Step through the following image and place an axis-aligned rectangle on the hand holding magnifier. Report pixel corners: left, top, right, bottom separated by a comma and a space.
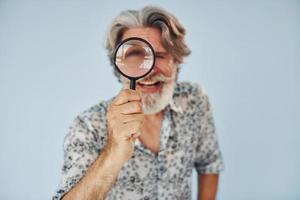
114, 37, 155, 90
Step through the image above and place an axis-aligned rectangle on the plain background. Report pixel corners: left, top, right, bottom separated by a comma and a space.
0, 0, 299, 199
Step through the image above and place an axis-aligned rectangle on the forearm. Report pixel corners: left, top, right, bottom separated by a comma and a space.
62, 145, 125, 200
198, 174, 219, 200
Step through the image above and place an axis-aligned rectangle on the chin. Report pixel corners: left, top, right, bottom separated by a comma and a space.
120, 72, 177, 115
141, 80, 175, 115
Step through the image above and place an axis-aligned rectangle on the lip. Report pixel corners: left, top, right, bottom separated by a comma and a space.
136, 81, 163, 93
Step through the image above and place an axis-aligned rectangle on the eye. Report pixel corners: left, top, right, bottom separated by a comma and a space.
125, 49, 145, 58
156, 55, 165, 59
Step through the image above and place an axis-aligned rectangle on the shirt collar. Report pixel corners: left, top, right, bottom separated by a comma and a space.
167, 82, 184, 114
168, 99, 183, 114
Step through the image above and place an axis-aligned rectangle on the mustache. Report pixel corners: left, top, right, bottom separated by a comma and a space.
137, 74, 173, 83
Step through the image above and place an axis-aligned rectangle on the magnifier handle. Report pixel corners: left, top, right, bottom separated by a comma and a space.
130, 79, 136, 90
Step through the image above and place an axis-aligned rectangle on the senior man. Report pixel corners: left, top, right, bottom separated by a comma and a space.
53, 6, 224, 200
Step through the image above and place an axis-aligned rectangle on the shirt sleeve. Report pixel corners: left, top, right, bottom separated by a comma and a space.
193, 84, 225, 174
52, 116, 101, 200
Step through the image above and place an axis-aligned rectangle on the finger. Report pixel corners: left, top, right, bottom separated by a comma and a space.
117, 101, 143, 114
108, 113, 144, 135
116, 121, 142, 138
132, 132, 142, 138
120, 113, 144, 124
113, 89, 141, 106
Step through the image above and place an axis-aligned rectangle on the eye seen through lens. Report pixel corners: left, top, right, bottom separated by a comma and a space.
114, 38, 155, 79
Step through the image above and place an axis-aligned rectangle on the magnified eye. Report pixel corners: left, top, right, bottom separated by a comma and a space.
126, 49, 144, 58
125, 46, 146, 59
114, 38, 155, 82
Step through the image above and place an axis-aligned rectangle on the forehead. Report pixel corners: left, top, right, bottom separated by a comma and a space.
122, 27, 166, 52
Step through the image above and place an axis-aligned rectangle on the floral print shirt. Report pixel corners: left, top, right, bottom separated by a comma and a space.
53, 82, 224, 200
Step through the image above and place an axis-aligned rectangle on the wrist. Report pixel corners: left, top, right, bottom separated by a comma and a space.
103, 143, 127, 167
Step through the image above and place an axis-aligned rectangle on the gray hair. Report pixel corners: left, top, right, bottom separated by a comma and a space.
105, 6, 191, 80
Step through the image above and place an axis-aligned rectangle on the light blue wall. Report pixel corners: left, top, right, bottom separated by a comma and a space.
0, 1, 299, 199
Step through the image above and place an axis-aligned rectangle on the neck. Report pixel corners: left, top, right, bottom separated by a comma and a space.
144, 111, 164, 122
141, 111, 164, 137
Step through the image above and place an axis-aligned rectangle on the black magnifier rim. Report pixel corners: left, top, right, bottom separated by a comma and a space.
113, 37, 156, 80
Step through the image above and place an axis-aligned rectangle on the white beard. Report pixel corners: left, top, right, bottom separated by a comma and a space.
121, 72, 177, 115
140, 79, 175, 115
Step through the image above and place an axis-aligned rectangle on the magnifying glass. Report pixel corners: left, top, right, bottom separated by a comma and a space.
114, 37, 155, 90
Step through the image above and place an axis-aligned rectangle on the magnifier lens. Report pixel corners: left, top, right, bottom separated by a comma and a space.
115, 39, 154, 78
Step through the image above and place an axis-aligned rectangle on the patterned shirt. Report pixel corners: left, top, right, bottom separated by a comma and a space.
53, 81, 224, 200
